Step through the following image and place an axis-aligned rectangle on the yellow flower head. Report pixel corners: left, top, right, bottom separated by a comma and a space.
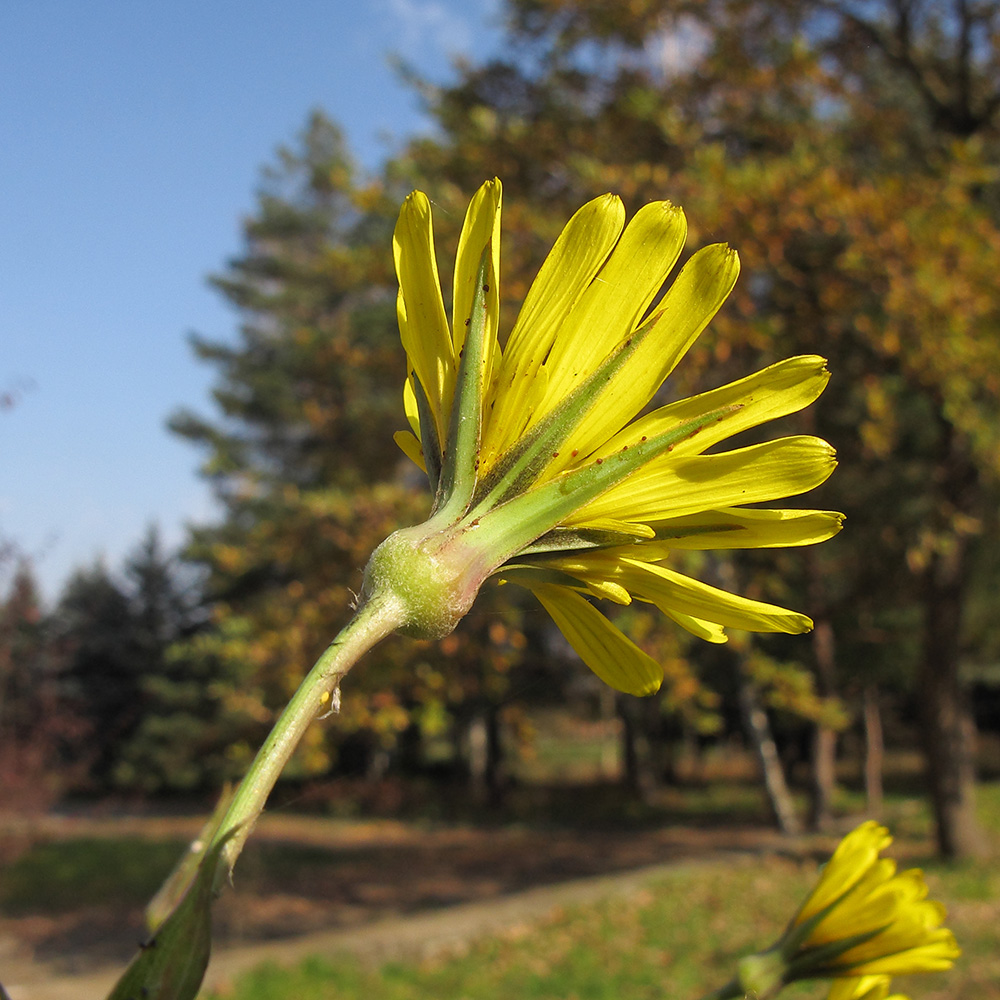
787, 820, 961, 978
364, 178, 842, 694
737, 821, 959, 998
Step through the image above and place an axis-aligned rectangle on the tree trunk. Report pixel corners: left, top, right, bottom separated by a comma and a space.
918, 541, 987, 857
484, 702, 504, 806
654, 711, 681, 786
739, 677, 801, 835
810, 724, 837, 830
466, 711, 488, 799
914, 414, 988, 858
620, 702, 639, 791
599, 684, 617, 779
466, 704, 504, 807
863, 683, 884, 818
617, 695, 654, 798
809, 618, 838, 831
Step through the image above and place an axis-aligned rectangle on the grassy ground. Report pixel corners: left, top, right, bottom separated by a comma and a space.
0, 836, 188, 913
199, 784, 999, 1000
2, 764, 996, 996
206, 848, 999, 1000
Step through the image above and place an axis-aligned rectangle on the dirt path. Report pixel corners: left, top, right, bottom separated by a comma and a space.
0, 812, 809, 1000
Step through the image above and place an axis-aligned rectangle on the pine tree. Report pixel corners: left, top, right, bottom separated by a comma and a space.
52, 560, 143, 788
110, 526, 219, 792
0, 558, 70, 809
171, 111, 403, 492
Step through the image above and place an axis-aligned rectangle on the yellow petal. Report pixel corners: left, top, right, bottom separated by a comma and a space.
570, 516, 656, 538
837, 933, 961, 976
482, 193, 626, 466
837, 920, 953, 967
537, 201, 688, 426
598, 355, 830, 459
530, 583, 662, 695
615, 557, 813, 634
797, 822, 892, 923
402, 377, 420, 437
393, 429, 426, 472
551, 243, 739, 467
662, 608, 729, 643
827, 976, 895, 1000
393, 193, 454, 439
571, 436, 837, 526
812, 867, 911, 944
583, 579, 632, 604
634, 508, 845, 552
453, 179, 502, 377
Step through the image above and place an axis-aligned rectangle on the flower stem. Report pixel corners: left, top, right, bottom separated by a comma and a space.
695, 979, 744, 1000
209, 589, 406, 885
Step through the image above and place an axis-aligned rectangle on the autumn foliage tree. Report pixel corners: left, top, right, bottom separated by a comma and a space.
400, 0, 1000, 854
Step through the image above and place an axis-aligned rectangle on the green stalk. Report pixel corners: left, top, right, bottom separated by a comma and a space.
209, 588, 406, 885
695, 978, 744, 1000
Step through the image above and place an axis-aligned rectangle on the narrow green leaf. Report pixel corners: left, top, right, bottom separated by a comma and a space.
104, 831, 234, 1000
784, 926, 887, 980
411, 374, 443, 500
435, 244, 492, 517
144, 784, 233, 934
518, 525, 655, 555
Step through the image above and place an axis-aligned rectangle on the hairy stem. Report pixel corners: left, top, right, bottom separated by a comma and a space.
209, 589, 406, 885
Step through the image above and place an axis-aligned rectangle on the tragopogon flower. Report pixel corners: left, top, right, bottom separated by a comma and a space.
363, 178, 842, 694
735, 821, 960, 998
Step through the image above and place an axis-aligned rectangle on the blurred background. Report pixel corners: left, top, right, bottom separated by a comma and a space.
2, 1, 999, 995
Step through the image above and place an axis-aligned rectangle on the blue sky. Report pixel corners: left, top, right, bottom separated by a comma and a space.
1, 0, 504, 600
